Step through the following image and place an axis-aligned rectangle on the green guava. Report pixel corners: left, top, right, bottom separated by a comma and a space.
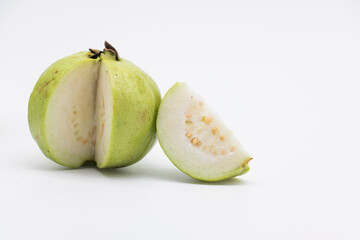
28, 41, 161, 168
156, 82, 252, 182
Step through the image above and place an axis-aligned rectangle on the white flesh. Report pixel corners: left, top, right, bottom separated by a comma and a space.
157, 83, 252, 180
46, 62, 99, 167
94, 63, 113, 167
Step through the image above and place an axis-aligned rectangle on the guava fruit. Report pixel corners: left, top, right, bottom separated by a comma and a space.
156, 82, 252, 182
28, 41, 161, 168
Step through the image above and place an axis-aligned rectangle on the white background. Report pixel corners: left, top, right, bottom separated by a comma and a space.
1, 0, 360, 239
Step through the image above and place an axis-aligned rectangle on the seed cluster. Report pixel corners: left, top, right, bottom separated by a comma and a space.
99, 96, 106, 138
184, 101, 236, 156
72, 105, 96, 146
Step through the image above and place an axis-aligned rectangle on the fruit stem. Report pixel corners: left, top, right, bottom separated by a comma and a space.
89, 48, 103, 59
104, 41, 119, 61
88, 41, 120, 61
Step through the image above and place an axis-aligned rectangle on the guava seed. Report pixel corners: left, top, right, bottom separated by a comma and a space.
191, 137, 201, 146
201, 116, 212, 124
211, 127, 218, 135
185, 133, 192, 138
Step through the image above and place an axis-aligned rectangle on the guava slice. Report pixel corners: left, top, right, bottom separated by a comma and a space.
156, 82, 252, 182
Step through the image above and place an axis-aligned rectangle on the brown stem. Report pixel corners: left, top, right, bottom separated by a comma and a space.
88, 48, 103, 59
104, 41, 119, 61
88, 41, 120, 61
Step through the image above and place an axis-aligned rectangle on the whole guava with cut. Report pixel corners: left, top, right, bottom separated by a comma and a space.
28, 41, 161, 168
156, 82, 252, 182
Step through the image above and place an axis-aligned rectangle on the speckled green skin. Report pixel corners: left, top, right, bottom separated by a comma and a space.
98, 51, 161, 168
28, 52, 97, 167
28, 50, 161, 168
157, 82, 250, 182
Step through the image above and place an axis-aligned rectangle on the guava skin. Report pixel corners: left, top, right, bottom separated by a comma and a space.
28, 49, 161, 168
156, 82, 251, 182
28, 52, 96, 167
162, 148, 250, 182
98, 52, 161, 168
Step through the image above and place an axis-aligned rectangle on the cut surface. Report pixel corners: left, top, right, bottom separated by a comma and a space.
45, 59, 114, 167
94, 63, 113, 167
45, 61, 99, 167
157, 82, 252, 181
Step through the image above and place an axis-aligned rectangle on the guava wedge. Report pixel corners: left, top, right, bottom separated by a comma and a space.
28, 42, 161, 168
156, 82, 252, 182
